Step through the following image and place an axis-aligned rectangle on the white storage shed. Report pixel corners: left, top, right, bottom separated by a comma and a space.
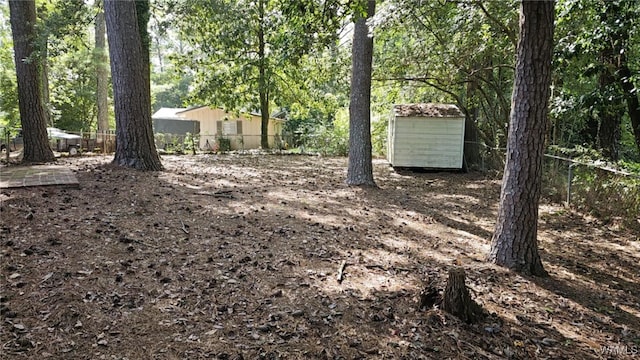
387, 103, 465, 168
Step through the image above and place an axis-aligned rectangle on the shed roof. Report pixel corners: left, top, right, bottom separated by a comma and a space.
393, 103, 463, 118
152, 108, 188, 120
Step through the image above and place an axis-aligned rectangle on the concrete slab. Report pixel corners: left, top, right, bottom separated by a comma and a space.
0, 164, 79, 189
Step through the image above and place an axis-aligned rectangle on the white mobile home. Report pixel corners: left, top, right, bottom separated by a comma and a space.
388, 103, 465, 169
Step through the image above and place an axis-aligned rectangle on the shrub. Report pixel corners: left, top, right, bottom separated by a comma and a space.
303, 109, 349, 156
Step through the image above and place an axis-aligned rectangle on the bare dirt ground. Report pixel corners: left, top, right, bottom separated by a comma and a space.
1, 154, 638, 359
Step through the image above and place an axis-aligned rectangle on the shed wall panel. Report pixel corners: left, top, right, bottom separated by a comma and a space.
388, 115, 465, 168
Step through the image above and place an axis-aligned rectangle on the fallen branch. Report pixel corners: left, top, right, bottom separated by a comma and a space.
365, 264, 388, 271
365, 264, 413, 272
181, 220, 189, 234
337, 260, 347, 283
196, 190, 235, 199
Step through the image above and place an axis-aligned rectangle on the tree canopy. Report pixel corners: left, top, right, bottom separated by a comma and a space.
173, 0, 343, 147
1, 0, 637, 163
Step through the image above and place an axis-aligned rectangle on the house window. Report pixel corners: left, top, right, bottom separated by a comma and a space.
223, 121, 237, 135
217, 120, 243, 135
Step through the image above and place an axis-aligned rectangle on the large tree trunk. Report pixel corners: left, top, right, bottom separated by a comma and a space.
95, 1, 109, 148
104, 0, 162, 170
135, 0, 151, 92
488, 1, 554, 276
9, 0, 55, 164
346, 0, 376, 187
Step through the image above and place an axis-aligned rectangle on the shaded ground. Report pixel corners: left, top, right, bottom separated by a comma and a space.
1, 154, 638, 359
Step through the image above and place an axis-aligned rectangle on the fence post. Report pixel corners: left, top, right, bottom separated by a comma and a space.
566, 163, 574, 207
4, 131, 9, 162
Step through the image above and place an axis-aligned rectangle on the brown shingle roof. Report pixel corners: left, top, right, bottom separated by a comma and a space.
393, 103, 464, 118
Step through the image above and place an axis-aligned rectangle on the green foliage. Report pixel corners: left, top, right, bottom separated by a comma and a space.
174, 0, 344, 125
34, 0, 97, 131
217, 137, 231, 152
135, 0, 150, 57
296, 108, 349, 156
546, 145, 640, 230
154, 132, 198, 154
151, 72, 192, 111
154, 132, 166, 148
0, 65, 19, 128
553, 0, 640, 160
373, 1, 518, 150
0, 4, 18, 127
49, 45, 96, 131
572, 166, 639, 231
371, 115, 387, 157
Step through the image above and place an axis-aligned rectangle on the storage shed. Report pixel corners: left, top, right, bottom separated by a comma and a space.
152, 108, 201, 135
387, 103, 465, 169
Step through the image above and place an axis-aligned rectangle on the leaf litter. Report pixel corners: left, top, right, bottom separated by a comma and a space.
0, 154, 638, 359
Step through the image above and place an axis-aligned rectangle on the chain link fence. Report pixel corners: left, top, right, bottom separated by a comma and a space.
153, 133, 286, 154
467, 141, 639, 232
542, 154, 640, 231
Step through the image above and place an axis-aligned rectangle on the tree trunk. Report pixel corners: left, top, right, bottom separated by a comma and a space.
40, 37, 52, 127
589, 0, 630, 161
488, 1, 554, 276
442, 268, 485, 324
597, 45, 623, 161
618, 65, 640, 154
9, 0, 55, 164
260, 91, 269, 149
258, 0, 269, 149
135, 0, 151, 92
346, 0, 376, 187
463, 72, 482, 170
104, 0, 162, 170
598, 70, 624, 161
95, 1, 109, 148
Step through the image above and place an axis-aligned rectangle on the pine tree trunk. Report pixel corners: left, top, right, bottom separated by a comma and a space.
258, 0, 269, 149
135, 0, 151, 93
95, 2, 109, 147
9, 0, 55, 164
104, 0, 162, 170
489, 1, 554, 276
346, 0, 376, 187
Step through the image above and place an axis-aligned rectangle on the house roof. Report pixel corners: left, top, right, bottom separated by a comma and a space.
393, 103, 464, 118
152, 108, 188, 120
176, 105, 208, 115
177, 106, 286, 121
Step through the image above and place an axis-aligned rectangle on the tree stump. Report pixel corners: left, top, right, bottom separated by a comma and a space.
442, 267, 485, 324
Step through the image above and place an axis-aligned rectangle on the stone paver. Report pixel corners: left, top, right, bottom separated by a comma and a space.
0, 165, 79, 189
